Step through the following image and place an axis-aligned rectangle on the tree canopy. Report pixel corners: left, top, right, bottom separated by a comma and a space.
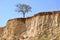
16, 4, 32, 18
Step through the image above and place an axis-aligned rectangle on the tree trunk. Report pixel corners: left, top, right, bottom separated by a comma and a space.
23, 12, 25, 18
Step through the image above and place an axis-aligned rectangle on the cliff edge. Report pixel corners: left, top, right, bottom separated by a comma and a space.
0, 11, 60, 40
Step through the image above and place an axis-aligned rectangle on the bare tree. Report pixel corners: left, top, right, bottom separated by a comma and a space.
16, 4, 31, 18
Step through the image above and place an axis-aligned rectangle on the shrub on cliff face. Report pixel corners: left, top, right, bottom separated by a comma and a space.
38, 35, 52, 40
38, 36, 46, 40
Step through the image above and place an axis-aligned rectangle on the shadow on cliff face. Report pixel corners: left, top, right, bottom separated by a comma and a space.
3, 18, 27, 40
13, 18, 26, 35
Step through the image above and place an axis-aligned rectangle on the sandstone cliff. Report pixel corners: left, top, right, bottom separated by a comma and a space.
0, 11, 60, 40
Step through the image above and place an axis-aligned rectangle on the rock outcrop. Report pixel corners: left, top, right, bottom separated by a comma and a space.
0, 11, 60, 40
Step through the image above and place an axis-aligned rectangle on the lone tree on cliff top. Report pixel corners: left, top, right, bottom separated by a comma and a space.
16, 4, 31, 18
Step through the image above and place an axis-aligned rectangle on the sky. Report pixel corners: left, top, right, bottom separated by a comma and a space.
0, 0, 60, 27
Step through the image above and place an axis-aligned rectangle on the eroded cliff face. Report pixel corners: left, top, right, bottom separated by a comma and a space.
0, 11, 60, 40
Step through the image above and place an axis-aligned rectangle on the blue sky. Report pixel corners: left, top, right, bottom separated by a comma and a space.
0, 0, 60, 27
